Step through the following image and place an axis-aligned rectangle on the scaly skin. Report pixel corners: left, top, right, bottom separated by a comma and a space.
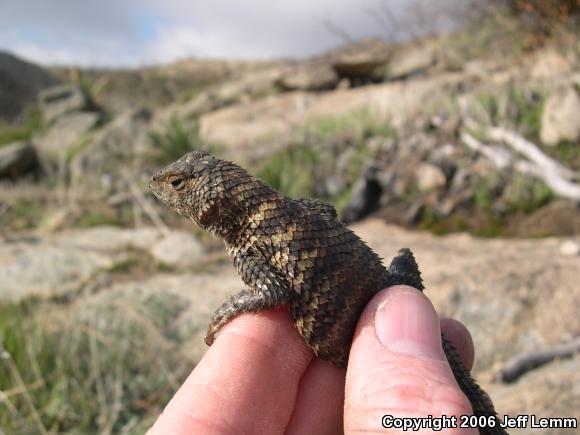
150, 150, 508, 435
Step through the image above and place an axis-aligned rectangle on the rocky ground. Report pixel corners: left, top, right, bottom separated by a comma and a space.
0, 13, 579, 435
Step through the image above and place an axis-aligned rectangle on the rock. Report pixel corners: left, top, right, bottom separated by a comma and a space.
277, 63, 338, 91
38, 84, 96, 123
463, 59, 498, 79
36, 111, 102, 158
324, 146, 357, 196
353, 218, 580, 375
560, 240, 580, 256
0, 51, 57, 122
530, 49, 572, 79
65, 226, 164, 251
322, 38, 391, 83
332, 55, 386, 83
507, 199, 580, 238
489, 356, 580, 433
540, 86, 580, 146
405, 197, 426, 225
200, 73, 463, 149
341, 164, 384, 223
0, 234, 114, 301
415, 163, 446, 191
0, 227, 171, 302
70, 108, 153, 193
384, 45, 436, 80
150, 232, 205, 269
0, 141, 41, 180
199, 91, 312, 153
178, 91, 215, 119
178, 68, 282, 119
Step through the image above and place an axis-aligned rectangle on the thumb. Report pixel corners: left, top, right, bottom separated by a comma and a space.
345, 285, 476, 434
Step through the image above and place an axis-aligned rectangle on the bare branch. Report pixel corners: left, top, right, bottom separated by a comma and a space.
488, 127, 578, 181
460, 132, 513, 169
123, 175, 171, 236
497, 336, 580, 383
323, 19, 353, 44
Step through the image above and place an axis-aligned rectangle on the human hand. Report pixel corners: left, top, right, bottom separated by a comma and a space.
148, 285, 476, 434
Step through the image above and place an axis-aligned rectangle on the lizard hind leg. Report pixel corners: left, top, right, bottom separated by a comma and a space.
387, 248, 424, 291
205, 286, 288, 346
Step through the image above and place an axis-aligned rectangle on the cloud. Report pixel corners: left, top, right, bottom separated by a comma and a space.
0, 0, 467, 67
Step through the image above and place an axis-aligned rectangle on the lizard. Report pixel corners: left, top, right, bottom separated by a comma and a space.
150, 150, 507, 435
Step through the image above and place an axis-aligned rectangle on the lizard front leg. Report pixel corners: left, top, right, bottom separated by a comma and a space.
206, 247, 290, 345
205, 285, 289, 345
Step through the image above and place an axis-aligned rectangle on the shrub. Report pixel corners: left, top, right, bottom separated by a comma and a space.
486, 0, 580, 41
148, 117, 202, 165
0, 106, 43, 146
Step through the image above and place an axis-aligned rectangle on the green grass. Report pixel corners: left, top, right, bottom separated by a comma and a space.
544, 140, 580, 170
148, 117, 203, 165
510, 87, 545, 138
504, 174, 553, 214
256, 138, 376, 214
473, 86, 545, 138
418, 208, 470, 236
301, 109, 392, 140
257, 144, 320, 199
261, 109, 391, 211
0, 294, 190, 434
473, 174, 502, 211
415, 172, 554, 237
76, 210, 120, 228
0, 106, 44, 146
7, 199, 48, 231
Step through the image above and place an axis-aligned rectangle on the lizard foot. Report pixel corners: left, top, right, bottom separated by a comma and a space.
205, 286, 288, 346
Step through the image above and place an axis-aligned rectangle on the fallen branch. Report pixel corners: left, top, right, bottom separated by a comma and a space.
0, 202, 10, 219
460, 132, 513, 169
497, 336, 580, 383
461, 128, 580, 202
488, 127, 577, 181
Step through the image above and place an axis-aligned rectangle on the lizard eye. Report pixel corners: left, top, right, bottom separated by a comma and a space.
169, 177, 185, 190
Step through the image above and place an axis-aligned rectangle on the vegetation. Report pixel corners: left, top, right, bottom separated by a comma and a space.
0, 106, 44, 147
544, 140, 580, 170
474, 85, 546, 138
148, 117, 203, 165
498, 0, 580, 38
76, 209, 120, 228
415, 171, 555, 237
504, 174, 553, 213
301, 109, 392, 141
257, 144, 320, 199
257, 110, 389, 211
0, 294, 190, 434
5, 198, 49, 231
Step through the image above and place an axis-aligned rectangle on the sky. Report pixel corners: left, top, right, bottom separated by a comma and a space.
0, 0, 467, 67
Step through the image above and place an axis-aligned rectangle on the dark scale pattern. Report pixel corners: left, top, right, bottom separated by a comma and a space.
150, 151, 507, 435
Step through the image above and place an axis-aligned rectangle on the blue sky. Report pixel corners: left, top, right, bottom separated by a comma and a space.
0, 0, 466, 67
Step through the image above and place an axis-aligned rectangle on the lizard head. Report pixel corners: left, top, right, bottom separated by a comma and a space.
149, 150, 252, 236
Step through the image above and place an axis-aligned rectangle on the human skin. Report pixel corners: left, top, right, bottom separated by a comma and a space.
148, 285, 477, 435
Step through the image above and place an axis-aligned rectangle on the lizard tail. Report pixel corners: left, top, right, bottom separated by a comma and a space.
443, 335, 509, 435
387, 248, 424, 291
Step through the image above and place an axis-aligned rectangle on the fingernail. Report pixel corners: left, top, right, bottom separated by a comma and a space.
375, 288, 444, 361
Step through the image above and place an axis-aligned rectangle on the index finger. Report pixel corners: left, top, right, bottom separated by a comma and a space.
148, 308, 313, 435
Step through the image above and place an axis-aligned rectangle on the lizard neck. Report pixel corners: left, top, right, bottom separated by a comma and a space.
222, 184, 286, 247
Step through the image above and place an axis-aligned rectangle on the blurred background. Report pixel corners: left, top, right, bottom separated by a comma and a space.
1, 1, 579, 433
